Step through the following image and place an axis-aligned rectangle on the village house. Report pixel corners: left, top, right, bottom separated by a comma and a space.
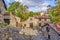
0, 0, 21, 27
22, 12, 50, 29
22, 16, 39, 29
4, 12, 21, 27
0, 0, 60, 40
22, 11, 60, 40
34, 12, 60, 40
0, 0, 6, 24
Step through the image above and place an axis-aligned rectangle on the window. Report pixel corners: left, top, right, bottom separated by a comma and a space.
39, 23, 41, 26
4, 19, 10, 24
48, 35, 50, 39
45, 19, 47, 21
30, 18, 32, 20
24, 24, 26, 26
58, 34, 60, 36
30, 23, 33, 28
39, 27, 42, 31
0, 9, 1, 13
6, 38, 9, 40
39, 19, 41, 21
46, 27, 49, 32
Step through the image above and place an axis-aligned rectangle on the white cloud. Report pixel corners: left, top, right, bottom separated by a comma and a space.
14, 0, 50, 12
6, 0, 10, 2
40, 7, 48, 11
29, 6, 48, 12
15, 0, 22, 2
42, 2, 49, 6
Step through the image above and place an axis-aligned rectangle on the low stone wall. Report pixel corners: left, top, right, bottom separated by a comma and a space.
0, 27, 30, 40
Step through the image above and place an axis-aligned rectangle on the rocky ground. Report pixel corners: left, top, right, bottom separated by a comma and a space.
0, 26, 48, 40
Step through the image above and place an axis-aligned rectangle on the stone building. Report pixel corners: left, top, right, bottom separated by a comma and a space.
0, 0, 60, 40
0, 0, 21, 27
34, 12, 60, 40
22, 12, 60, 40
10, 12, 21, 27
22, 16, 39, 29
0, 0, 6, 24
22, 12, 50, 29
4, 12, 21, 27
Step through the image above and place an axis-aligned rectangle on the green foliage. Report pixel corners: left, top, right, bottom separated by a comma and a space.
7, 1, 28, 22
7, 2, 40, 22
0, 23, 8, 28
29, 11, 40, 17
48, 0, 60, 24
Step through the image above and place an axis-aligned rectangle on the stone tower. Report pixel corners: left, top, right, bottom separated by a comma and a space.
0, 0, 6, 24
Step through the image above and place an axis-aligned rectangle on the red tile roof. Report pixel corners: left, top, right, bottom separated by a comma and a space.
53, 23, 60, 33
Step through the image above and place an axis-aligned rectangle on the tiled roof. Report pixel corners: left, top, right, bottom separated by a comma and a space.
35, 15, 50, 19
53, 23, 60, 33
49, 23, 60, 34
41, 23, 60, 34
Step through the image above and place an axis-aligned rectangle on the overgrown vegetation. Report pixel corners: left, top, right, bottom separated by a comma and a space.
0, 23, 8, 28
7, 0, 60, 24
7, 1, 40, 22
48, 0, 60, 24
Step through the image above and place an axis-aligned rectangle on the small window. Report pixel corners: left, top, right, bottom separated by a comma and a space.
39, 27, 42, 31
4, 19, 10, 24
0, 9, 1, 13
39, 23, 41, 26
39, 19, 41, 21
45, 19, 47, 21
46, 27, 49, 32
48, 35, 50, 39
58, 34, 60, 36
24, 24, 26, 26
30, 18, 32, 20
30, 23, 33, 28
6, 38, 9, 40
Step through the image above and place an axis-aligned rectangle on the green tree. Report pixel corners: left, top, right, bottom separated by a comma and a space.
29, 11, 40, 17
7, 1, 28, 22
7, 2, 40, 22
48, 0, 60, 24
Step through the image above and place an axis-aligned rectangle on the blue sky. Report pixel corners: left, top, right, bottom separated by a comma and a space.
4, 0, 56, 12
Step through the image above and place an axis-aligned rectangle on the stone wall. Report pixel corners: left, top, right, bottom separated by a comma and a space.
0, 26, 48, 40
0, 0, 6, 23
0, 27, 29, 40
0, 26, 59, 40
10, 13, 21, 27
